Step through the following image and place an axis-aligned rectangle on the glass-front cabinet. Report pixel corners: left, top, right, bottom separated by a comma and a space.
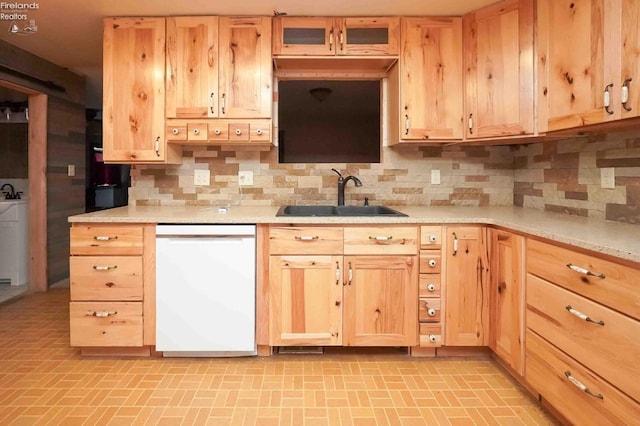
273, 17, 400, 56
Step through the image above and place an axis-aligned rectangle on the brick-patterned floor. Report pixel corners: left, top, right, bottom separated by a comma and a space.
0, 288, 557, 425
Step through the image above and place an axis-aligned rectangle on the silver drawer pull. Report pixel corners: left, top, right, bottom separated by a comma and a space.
565, 305, 605, 326
566, 263, 605, 279
427, 283, 436, 292
295, 236, 319, 241
88, 311, 118, 318
369, 235, 392, 241
564, 371, 604, 399
93, 265, 118, 271
94, 235, 117, 241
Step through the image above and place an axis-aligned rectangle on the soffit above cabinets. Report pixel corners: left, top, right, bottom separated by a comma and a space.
273, 57, 398, 78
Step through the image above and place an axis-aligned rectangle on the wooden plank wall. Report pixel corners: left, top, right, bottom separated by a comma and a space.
0, 39, 86, 287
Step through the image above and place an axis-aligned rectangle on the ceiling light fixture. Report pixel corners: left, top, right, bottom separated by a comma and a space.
309, 87, 332, 103
8, 20, 37, 35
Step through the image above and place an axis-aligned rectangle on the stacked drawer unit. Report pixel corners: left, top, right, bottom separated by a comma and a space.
417, 226, 443, 347
525, 239, 640, 425
166, 119, 272, 145
69, 224, 146, 348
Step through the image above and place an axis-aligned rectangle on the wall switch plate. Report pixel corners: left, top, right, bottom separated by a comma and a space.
601, 167, 615, 189
431, 169, 441, 185
239, 170, 253, 186
194, 169, 210, 186
67, 165, 75, 177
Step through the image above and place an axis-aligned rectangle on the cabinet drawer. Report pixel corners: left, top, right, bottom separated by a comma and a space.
419, 251, 441, 273
208, 123, 229, 141
418, 298, 441, 323
166, 122, 188, 141
187, 123, 207, 141
70, 256, 143, 301
70, 225, 143, 255
527, 274, 640, 402
528, 239, 640, 321
250, 122, 270, 141
228, 123, 250, 141
419, 324, 442, 347
419, 274, 441, 297
526, 331, 640, 426
70, 302, 143, 347
344, 226, 417, 255
420, 226, 442, 248
269, 227, 343, 255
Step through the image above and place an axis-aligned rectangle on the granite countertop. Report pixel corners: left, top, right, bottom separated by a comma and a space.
68, 205, 640, 264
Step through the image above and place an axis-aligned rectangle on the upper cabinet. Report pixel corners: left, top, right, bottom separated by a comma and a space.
273, 17, 400, 56
103, 18, 181, 164
463, 0, 535, 139
393, 17, 464, 142
167, 16, 272, 120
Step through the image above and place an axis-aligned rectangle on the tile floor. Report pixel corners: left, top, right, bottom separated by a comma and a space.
0, 288, 558, 425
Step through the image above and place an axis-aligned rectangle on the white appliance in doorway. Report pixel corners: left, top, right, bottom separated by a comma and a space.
155, 224, 257, 357
0, 199, 28, 286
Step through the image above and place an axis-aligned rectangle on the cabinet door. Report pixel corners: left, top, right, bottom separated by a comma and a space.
400, 17, 463, 140
166, 17, 219, 118
464, 0, 534, 138
619, 0, 640, 119
489, 229, 525, 375
538, 0, 606, 132
269, 256, 343, 346
444, 226, 489, 346
343, 256, 418, 346
103, 18, 171, 163
273, 17, 335, 56
338, 17, 400, 56
219, 17, 272, 118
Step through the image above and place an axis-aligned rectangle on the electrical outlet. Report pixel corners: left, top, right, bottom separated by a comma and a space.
239, 170, 253, 186
67, 165, 75, 177
431, 169, 441, 185
193, 169, 210, 186
601, 167, 615, 189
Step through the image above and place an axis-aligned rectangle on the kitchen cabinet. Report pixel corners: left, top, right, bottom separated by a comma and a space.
69, 224, 156, 353
525, 238, 640, 423
463, 0, 535, 138
268, 225, 418, 347
273, 17, 400, 56
102, 18, 181, 164
417, 226, 444, 348
391, 17, 463, 142
444, 226, 489, 346
488, 229, 525, 375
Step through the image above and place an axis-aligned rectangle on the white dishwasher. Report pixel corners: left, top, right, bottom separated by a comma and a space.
156, 224, 256, 357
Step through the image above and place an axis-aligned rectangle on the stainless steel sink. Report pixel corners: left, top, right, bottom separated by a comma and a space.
276, 205, 408, 217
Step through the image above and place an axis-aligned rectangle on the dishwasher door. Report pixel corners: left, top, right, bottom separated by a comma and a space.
156, 225, 256, 356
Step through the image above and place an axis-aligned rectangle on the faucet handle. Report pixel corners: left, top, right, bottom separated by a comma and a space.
364, 197, 369, 206
16, 191, 23, 200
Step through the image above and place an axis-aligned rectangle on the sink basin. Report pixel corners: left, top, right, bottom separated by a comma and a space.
276, 205, 408, 217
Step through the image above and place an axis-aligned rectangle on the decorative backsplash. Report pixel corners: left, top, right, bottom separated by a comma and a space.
130, 129, 640, 225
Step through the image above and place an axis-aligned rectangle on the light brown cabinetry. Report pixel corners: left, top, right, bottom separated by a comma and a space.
488, 229, 525, 375
463, 0, 535, 138
444, 226, 489, 346
268, 225, 418, 347
525, 238, 640, 423
392, 17, 463, 142
417, 226, 444, 347
69, 224, 155, 350
273, 17, 400, 56
103, 18, 181, 164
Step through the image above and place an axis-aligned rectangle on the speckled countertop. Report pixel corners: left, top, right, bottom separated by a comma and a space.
69, 205, 640, 264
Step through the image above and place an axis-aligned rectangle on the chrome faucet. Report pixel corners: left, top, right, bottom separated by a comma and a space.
1, 183, 22, 200
331, 168, 362, 206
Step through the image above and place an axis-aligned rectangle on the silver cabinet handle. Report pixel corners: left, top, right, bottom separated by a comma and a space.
335, 261, 340, 285
87, 311, 118, 318
622, 78, 633, 111
171, 128, 179, 135
155, 136, 160, 157
347, 261, 353, 285
93, 265, 118, 271
256, 128, 263, 136
369, 235, 392, 241
214, 128, 222, 135
404, 114, 410, 135
566, 263, 605, 279
604, 83, 614, 115
193, 128, 200, 136
452, 232, 458, 256
565, 305, 605, 326
294, 236, 319, 241
221, 93, 226, 114
564, 371, 604, 399
93, 235, 117, 241
427, 283, 436, 292
209, 92, 215, 114
235, 128, 242, 136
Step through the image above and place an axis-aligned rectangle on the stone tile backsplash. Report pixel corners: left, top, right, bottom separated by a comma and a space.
130, 129, 640, 225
